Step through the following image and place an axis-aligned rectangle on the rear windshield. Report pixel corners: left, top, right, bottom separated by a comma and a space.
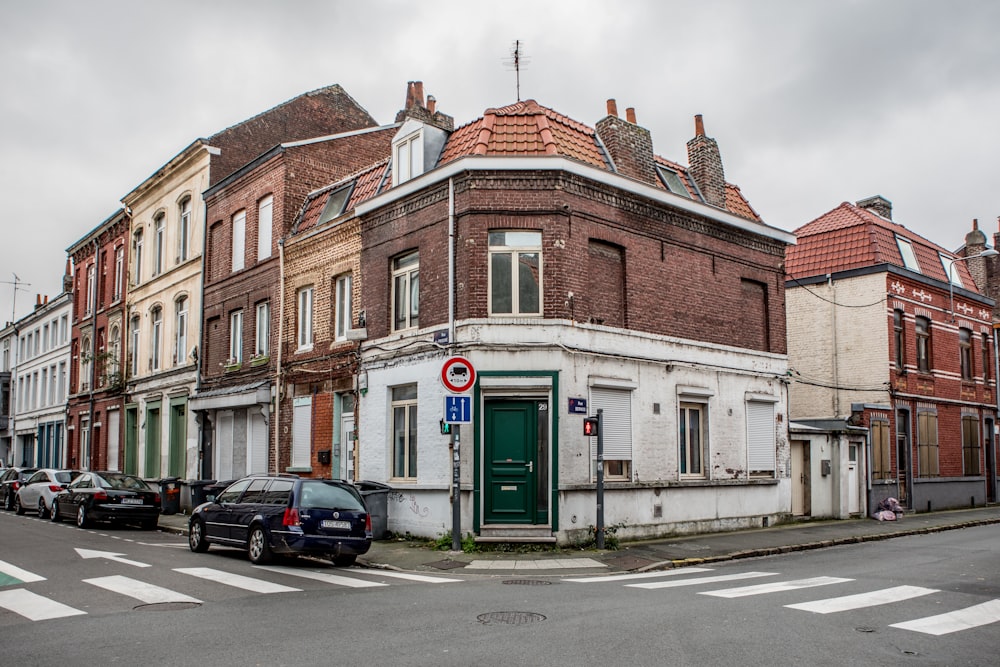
54, 471, 75, 484
297, 482, 365, 511
98, 474, 151, 490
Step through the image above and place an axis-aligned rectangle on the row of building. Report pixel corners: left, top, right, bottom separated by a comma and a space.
1, 82, 997, 543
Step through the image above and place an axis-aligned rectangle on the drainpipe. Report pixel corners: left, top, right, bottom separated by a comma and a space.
86, 239, 99, 470
274, 238, 285, 476
991, 324, 1000, 502
448, 177, 455, 344
829, 274, 840, 416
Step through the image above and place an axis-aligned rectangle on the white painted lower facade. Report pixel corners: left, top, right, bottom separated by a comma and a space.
358, 319, 791, 544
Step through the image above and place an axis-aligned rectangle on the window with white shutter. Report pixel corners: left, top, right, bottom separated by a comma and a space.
589, 385, 633, 480
747, 400, 776, 476
291, 397, 312, 470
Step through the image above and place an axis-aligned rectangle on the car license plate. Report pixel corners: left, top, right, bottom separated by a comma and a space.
321, 519, 351, 529
121, 497, 143, 505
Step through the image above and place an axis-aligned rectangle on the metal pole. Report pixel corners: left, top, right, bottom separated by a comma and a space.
596, 409, 604, 550
452, 424, 461, 552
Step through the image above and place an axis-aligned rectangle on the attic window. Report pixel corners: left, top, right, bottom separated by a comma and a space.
655, 165, 691, 198
317, 183, 354, 225
896, 236, 920, 272
941, 254, 963, 287
394, 131, 422, 184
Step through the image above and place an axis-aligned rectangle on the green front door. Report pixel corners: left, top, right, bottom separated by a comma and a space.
484, 400, 542, 524
124, 405, 138, 475
145, 402, 161, 478
168, 398, 186, 478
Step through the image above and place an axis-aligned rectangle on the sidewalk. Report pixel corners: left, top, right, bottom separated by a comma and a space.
155, 505, 1000, 576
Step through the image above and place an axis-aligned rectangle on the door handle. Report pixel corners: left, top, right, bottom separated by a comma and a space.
526, 461, 533, 473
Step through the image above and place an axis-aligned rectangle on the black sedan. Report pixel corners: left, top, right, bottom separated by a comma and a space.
0, 467, 38, 511
51, 471, 161, 530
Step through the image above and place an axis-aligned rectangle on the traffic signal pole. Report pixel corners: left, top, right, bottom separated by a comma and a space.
452, 424, 461, 552
596, 409, 605, 550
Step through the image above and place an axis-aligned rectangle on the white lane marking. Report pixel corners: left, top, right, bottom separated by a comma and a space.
628, 571, 778, 589
0, 589, 87, 621
84, 575, 202, 604
0, 559, 46, 583
890, 599, 1000, 635
563, 568, 715, 583
346, 569, 461, 584
75, 548, 150, 568
786, 585, 938, 614
253, 565, 387, 588
466, 558, 605, 569
174, 567, 301, 593
702, 576, 853, 598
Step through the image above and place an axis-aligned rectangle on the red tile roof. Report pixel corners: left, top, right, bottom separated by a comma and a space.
786, 201, 974, 286
294, 159, 390, 234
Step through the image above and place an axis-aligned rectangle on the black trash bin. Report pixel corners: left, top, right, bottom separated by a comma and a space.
159, 477, 181, 515
203, 479, 235, 504
356, 480, 392, 540
186, 479, 216, 509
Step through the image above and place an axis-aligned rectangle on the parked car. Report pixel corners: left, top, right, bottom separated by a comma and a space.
188, 475, 372, 566
51, 471, 161, 530
14, 468, 79, 517
0, 467, 38, 511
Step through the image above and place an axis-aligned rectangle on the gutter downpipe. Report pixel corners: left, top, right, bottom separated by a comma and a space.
449, 177, 456, 343
448, 177, 460, 552
87, 239, 99, 470
830, 274, 840, 416
274, 238, 285, 476
992, 324, 1000, 502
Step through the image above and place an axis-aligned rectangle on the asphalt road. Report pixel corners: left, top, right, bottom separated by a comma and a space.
1, 509, 998, 665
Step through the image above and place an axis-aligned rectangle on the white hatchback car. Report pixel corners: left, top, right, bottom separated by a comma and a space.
15, 469, 80, 518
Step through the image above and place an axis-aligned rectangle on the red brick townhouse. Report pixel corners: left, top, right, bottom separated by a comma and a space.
193, 122, 397, 482
279, 83, 796, 544
65, 209, 130, 472
786, 197, 997, 516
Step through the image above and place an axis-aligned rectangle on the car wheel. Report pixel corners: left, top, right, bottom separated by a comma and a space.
38, 498, 49, 519
50, 500, 61, 522
247, 525, 273, 564
188, 518, 210, 552
14, 495, 24, 515
76, 504, 89, 528
1, 492, 9, 511
332, 554, 357, 567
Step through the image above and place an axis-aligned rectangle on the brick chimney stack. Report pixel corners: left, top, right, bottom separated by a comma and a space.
595, 99, 657, 186
395, 80, 454, 131
686, 114, 726, 209
962, 218, 990, 295
855, 195, 893, 220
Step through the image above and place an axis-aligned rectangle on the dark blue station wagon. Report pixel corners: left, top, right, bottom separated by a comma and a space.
188, 476, 372, 566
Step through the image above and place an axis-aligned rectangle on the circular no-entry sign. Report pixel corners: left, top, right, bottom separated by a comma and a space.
441, 356, 476, 393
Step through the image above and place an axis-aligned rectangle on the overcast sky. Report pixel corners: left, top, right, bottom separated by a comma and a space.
1, 0, 998, 325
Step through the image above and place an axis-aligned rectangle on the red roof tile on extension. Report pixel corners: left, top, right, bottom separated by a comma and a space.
786, 201, 974, 286
294, 159, 390, 234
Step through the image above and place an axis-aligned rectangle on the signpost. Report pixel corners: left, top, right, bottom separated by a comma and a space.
441, 357, 476, 552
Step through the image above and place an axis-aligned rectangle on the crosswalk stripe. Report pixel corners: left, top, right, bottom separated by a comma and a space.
786, 585, 938, 614
701, 576, 852, 598
0, 589, 87, 621
84, 575, 202, 604
628, 571, 778, 590
347, 569, 461, 584
0, 559, 46, 584
890, 599, 1000, 635
253, 565, 388, 588
174, 567, 301, 593
563, 568, 715, 583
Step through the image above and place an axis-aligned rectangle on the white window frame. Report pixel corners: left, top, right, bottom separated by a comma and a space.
746, 397, 777, 476
153, 214, 165, 276
232, 210, 246, 272
130, 316, 140, 376
291, 396, 312, 470
678, 387, 713, 479
175, 297, 188, 366
132, 229, 143, 285
896, 236, 920, 272
178, 198, 191, 263
150, 307, 162, 371
941, 254, 963, 287
588, 383, 634, 480
391, 384, 418, 480
86, 264, 96, 315
257, 195, 273, 261
255, 301, 270, 357
80, 335, 91, 392
297, 286, 314, 350
229, 310, 243, 364
335, 274, 352, 341
392, 252, 419, 331
393, 131, 421, 184
488, 231, 542, 316
114, 245, 124, 301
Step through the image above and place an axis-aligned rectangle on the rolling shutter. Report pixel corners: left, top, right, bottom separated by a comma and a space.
589, 387, 632, 460
747, 401, 775, 472
292, 397, 312, 468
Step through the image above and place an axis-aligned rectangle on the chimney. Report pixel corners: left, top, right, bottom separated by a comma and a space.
686, 115, 726, 209
63, 258, 73, 292
427, 95, 436, 114
595, 101, 657, 186
404, 81, 425, 110
394, 81, 454, 131
855, 195, 893, 220
965, 218, 987, 254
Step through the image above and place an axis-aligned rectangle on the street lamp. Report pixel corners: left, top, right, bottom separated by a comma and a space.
948, 248, 999, 322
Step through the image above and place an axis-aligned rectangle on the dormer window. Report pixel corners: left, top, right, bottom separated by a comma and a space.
896, 236, 920, 272
394, 131, 422, 184
655, 165, 691, 198
317, 183, 355, 226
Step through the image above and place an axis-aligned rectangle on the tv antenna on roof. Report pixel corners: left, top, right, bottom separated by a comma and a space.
504, 40, 529, 101
0, 273, 31, 324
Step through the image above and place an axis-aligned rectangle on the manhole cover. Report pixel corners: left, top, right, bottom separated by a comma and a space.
855, 626, 877, 633
424, 560, 467, 570
477, 611, 546, 625
134, 602, 201, 612
503, 579, 551, 586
